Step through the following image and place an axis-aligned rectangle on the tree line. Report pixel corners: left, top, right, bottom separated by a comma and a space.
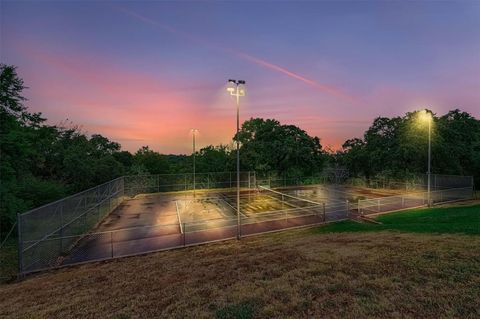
336, 110, 480, 182
1, 64, 479, 237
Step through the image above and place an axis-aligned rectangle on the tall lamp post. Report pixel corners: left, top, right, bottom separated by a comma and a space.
191, 129, 199, 198
419, 110, 432, 206
227, 79, 246, 239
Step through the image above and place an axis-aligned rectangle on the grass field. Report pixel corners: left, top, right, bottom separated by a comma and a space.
0, 204, 479, 318
316, 204, 480, 235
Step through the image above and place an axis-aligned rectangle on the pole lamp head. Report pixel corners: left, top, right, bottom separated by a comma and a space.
418, 109, 432, 123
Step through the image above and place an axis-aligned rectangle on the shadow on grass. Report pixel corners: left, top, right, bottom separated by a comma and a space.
313, 204, 480, 235
215, 302, 256, 319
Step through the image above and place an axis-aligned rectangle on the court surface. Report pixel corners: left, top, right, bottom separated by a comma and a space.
64, 184, 402, 265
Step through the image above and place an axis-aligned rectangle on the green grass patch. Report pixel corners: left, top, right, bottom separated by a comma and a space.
0, 239, 18, 283
315, 204, 480, 235
215, 302, 256, 319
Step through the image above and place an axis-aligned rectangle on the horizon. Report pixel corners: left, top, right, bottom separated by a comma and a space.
2, 1, 479, 154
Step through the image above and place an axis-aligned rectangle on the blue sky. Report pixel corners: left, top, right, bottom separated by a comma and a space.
2, 1, 479, 153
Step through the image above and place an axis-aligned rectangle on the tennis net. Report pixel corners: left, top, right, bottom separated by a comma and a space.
258, 186, 323, 208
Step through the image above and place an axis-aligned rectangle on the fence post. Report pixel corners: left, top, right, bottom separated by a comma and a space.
157, 175, 160, 193
377, 199, 380, 212
357, 200, 361, 216
16, 213, 23, 276
323, 203, 326, 222
401, 196, 405, 208
183, 223, 186, 246
248, 171, 251, 189
184, 174, 187, 191
285, 210, 288, 225
230, 172, 232, 188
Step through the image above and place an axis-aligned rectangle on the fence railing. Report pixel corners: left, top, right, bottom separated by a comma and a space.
347, 174, 474, 193
357, 187, 474, 215
12, 172, 475, 275
124, 171, 256, 197
17, 177, 125, 273
29, 200, 353, 272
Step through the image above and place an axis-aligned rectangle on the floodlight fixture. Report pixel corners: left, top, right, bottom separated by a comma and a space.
226, 79, 246, 239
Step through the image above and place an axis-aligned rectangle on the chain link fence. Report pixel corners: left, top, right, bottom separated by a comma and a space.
124, 171, 256, 197
17, 177, 124, 273
255, 169, 349, 189
358, 187, 474, 215
345, 174, 474, 193
11, 172, 475, 276
49, 198, 354, 268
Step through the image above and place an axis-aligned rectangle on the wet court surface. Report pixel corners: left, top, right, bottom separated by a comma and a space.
64, 184, 404, 265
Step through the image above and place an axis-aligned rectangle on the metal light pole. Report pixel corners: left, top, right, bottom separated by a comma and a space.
191, 129, 198, 198
420, 110, 432, 207
427, 114, 432, 207
227, 79, 246, 240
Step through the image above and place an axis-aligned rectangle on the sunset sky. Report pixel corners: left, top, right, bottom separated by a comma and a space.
2, 1, 479, 154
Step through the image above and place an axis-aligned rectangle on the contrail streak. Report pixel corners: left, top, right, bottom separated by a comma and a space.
117, 7, 355, 102
233, 51, 353, 101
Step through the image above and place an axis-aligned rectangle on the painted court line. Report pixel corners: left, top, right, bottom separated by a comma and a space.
175, 200, 183, 234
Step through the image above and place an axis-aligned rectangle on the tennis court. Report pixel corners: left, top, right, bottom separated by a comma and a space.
60, 184, 403, 266
16, 173, 474, 273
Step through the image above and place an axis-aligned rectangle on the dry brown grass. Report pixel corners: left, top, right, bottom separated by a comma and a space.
1, 229, 479, 319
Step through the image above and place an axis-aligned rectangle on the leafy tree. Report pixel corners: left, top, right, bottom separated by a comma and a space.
133, 146, 170, 174
236, 118, 325, 175
113, 151, 134, 169
0, 64, 129, 237
338, 138, 369, 178
194, 145, 231, 173
338, 109, 480, 183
